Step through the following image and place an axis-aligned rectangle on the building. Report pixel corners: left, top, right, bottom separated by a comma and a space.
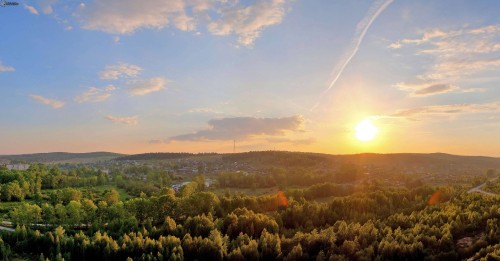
6, 164, 30, 171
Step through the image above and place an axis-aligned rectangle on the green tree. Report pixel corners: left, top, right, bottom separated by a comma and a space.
10, 203, 42, 225
103, 189, 120, 205
66, 200, 83, 226
3, 181, 25, 201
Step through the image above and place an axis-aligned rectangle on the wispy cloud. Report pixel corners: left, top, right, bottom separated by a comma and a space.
312, 0, 394, 110
148, 139, 163, 144
390, 25, 500, 95
168, 115, 304, 141
80, 0, 289, 46
411, 84, 456, 96
380, 102, 500, 121
30, 95, 65, 109
390, 28, 449, 47
0, 62, 15, 72
24, 4, 39, 15
187, 107, 223, 114
100, 63, 142, 80
75, 85, 117, 103
127, 77, 167, 96
105, 115, 138, 125
395, 82, 460, 97
39, 0, 57, 15
391, 26, 500, 54
29, 0, 74, 30
426, 59, 500, 81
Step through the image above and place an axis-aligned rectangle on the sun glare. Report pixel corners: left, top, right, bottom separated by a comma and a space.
355, 119, 378, 142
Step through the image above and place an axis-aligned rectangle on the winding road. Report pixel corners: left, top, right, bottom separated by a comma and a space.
468, 177, 499, 196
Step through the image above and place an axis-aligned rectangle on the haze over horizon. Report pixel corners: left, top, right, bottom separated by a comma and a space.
1, 1, 499, 156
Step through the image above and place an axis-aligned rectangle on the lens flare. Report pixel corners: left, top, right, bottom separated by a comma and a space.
428, 190, 443, 206
277, 191, 288, 207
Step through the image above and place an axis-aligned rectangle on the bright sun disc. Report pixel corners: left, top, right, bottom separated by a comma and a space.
355, 119, 378, 142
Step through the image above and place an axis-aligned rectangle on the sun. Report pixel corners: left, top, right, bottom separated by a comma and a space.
355, 119, 378, 142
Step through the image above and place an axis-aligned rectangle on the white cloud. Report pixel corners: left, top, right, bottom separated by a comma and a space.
390, 25, 500, 95
461, 88, 486, 93
0, 62, 15, 72
24, 4, 39, 15
388, 42, 401, 49
127, 77, 167, 96
79, 0, 289, 46
207, 0, 287, 46
100, 63, 142, 80
81, 0, 190, 34
105, 115, 138, 125
168, 115, 304, 141
74, 85, 116, 103
105, 85, 117, 91
30, 95, 65, 109
174, 12, 197, 32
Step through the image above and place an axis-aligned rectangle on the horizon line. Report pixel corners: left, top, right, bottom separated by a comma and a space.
2, 150, 500, 159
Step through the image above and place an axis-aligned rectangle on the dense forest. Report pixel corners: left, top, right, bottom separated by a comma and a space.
0, 152, 123, 164
0, 153, 499, 260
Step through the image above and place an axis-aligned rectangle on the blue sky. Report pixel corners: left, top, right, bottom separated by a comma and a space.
0, 0, 499, 155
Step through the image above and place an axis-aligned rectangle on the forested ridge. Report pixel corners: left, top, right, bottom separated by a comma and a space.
0, 156, 498, 260
116, 153, 218, 161
0, 152, 123, 164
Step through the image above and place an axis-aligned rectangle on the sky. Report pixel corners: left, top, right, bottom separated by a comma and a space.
0, 0, 499, 156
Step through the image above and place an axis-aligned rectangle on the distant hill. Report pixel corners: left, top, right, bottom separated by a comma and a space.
4, 150, 500, 170
116, 152, 218, 161
334, 153, 500, 169
0, 152, 124, 163
222, 151, 500, 170
114, 151, 500, 169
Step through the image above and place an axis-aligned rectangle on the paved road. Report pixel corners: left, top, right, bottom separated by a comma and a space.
0, 226, 15, 232
468, 177, 499, 196
0, 221, 91, 233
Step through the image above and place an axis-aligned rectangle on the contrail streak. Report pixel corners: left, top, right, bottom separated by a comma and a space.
311, 0, 394, 111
